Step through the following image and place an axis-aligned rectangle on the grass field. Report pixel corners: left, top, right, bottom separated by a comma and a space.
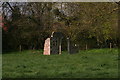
2, 48, 119, 78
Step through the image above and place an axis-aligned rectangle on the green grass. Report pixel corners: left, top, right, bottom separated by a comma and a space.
2, 48, 119, 78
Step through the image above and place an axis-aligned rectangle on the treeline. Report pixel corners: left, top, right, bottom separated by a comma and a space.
2, 2, 118, 52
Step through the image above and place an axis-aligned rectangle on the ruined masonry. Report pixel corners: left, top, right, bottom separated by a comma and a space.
43, 32, 63, 55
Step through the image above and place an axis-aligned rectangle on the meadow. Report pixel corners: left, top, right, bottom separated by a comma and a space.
2, 49, 119, 78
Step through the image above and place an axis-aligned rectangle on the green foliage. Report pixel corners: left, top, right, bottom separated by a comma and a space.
2, 2, 118, 51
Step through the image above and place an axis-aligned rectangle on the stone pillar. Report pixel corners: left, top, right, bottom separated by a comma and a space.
67, 37, 70, 53
43, 38, 50, 55
59, 38, 62, 54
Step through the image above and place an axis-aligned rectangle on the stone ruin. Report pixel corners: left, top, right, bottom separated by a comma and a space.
43, 31, 79, 55
69, 43, 79, 54
43, 32, 63, 55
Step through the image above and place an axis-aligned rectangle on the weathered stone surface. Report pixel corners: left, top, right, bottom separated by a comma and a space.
50, 32, 63, 54
50, 37, 59, 54
69, 44, 79, 54
43, 32, 63, 55
43, 38, 50, 55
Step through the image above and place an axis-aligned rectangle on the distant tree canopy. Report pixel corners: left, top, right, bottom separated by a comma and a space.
2, 2, 118, 52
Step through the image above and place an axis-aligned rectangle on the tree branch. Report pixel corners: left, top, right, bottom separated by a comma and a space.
6, 2, 14, 11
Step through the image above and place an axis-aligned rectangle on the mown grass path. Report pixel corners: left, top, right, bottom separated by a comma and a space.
2, 49, 118, 78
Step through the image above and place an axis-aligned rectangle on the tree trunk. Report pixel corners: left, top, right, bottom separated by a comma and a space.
61, 2, 63, 10
97, 37, 100, 48
110, 43, 112, 50
19, 45, 21, 52
86, 44, 88, 50
67, 37, 70, 53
